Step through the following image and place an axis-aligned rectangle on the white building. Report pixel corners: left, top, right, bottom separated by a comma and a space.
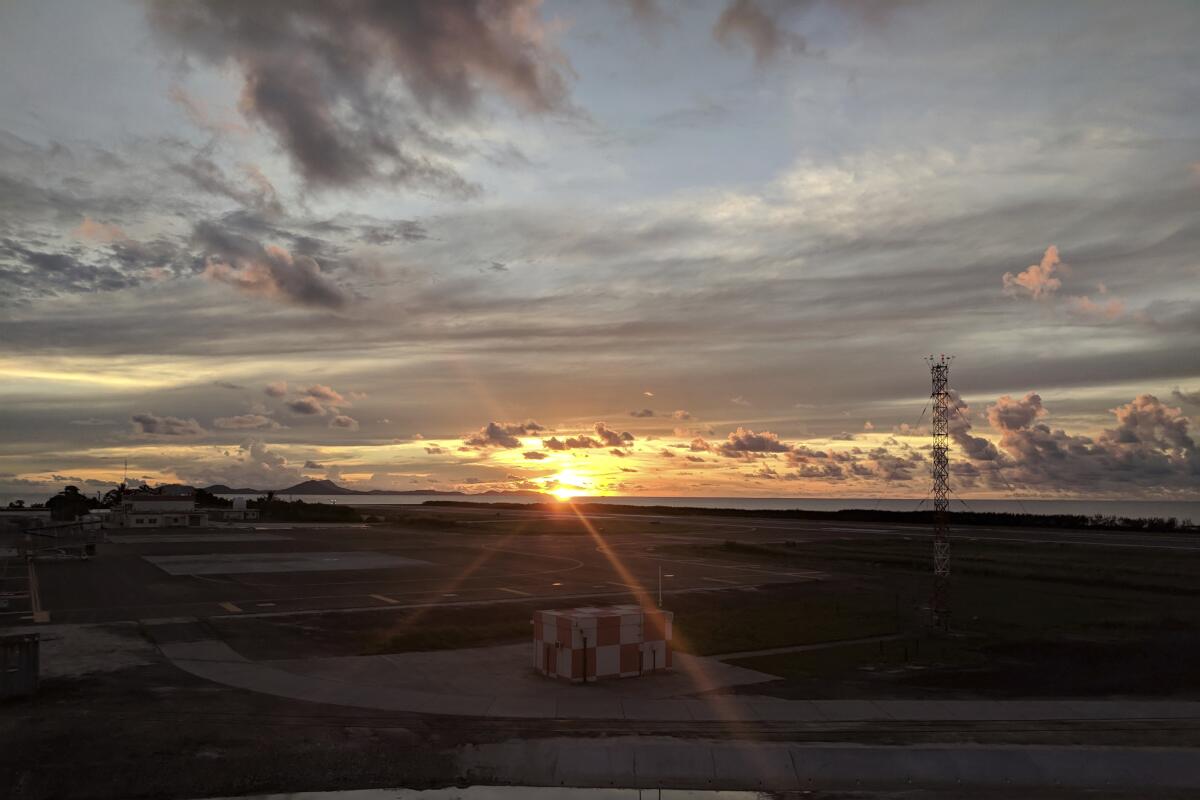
110, 492, 258, 528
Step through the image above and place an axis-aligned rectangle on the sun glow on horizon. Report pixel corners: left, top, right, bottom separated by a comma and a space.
545, 468, 592, 501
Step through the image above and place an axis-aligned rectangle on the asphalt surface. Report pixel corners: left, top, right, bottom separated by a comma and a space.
3, 517, 820, 625
4, 507, 1195, 628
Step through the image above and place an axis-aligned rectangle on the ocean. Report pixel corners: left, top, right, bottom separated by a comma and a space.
252, 494, 1200, 522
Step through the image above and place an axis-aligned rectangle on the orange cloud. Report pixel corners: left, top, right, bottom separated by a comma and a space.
73, 216, 126, 242
1067, 294, 1125, 320
1003, 245, 1063, 299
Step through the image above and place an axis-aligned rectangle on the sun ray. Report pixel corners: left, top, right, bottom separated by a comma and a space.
559, 500, 755, 731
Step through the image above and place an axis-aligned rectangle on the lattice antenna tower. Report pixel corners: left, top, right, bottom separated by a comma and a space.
926, 354, 953, 631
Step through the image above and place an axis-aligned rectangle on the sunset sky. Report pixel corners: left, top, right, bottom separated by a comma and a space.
1, 0, 1198, 500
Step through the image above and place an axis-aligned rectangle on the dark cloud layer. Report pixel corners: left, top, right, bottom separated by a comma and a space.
193, 221, 349, 309
714, 0, 808, 65
131, 412, 205, 436
464, 420, 545, 448
710, 0, 913, 66
146, 0, 571, 189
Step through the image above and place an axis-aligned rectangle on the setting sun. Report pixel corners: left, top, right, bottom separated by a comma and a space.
545, 468, 591, 501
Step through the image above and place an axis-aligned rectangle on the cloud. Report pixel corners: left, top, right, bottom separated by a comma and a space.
523, 450, 548, 460
593, 422, 635, 447
1067, 294, 1125, 320
539, 425, 633, 451
670, 410, 694, 421
713, 0, 807, 66
212, 380, 245, 390
465, 420, 545, 448
0, 238, 144, 298
947, 390, 1000, 461
973, 392, 1199, 491
545, 434, 599, 450
214, 413, 281, 430
131, 412, 205, 436
168, 83, 249, 135
630, 408, 655, 417
73, 216, 127, 242
306, 384, 348, 405
195, 222, 350, 309
715, 427, 791, 457
730, 395, 751, 406
329, 414, 359, 430
987, 392, 1047, 432
286, 397, 325, 415
174, 156, 283, 215
146, 1, 570, 190
1106, 394, 1194, 452
359, 220, 428, 245
1002, 245, 1063, 300
623, 0, 667, 28
175, 438, 303, 489
264, 381, 288, 397
303, 460, 323, 469
1172, 387, 1200, 406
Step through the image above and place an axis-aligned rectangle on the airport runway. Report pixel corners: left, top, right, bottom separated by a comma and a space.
4, 509, 1196, 626
4, 519, 821, 625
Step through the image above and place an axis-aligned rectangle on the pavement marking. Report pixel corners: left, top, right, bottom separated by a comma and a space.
210, 583, 770, 621
218, 601, 243, 613
702, 576, 740, 584
605, 581, 639, 590
370, 593, 400, 604
497, 587, 531, 596
710, 633, 906, 661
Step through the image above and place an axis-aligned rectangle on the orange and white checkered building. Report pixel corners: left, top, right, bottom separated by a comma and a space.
532, 604, 673, 683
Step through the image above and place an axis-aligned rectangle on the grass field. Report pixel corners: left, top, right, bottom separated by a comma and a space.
695, 535, 1200, 699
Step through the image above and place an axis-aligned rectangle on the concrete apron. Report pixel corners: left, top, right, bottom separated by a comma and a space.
457, 737, 1200, 792
160, 637, 1200, 725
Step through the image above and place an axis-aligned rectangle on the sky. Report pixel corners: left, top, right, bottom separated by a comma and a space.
0, 0, 1198, 501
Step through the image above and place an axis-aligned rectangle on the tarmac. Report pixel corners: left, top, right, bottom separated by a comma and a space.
458, 737, 1200, 792
156, 626, 1200, 724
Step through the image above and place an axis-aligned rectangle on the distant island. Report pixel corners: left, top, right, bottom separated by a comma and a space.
204, 479, 546, 498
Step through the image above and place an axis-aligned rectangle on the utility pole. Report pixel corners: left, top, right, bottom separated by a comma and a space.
927, 354, 953, 631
